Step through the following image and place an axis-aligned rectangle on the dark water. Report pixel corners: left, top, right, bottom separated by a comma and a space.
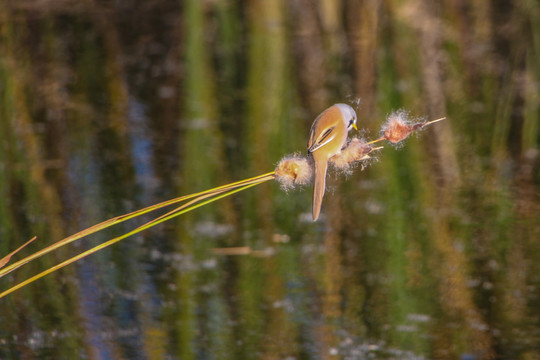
1, 1, 539, 359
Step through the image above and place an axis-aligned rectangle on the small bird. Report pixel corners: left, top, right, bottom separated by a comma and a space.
307, 104, 358, 221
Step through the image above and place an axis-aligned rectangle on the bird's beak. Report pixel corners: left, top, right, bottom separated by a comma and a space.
352, 123, 358, 130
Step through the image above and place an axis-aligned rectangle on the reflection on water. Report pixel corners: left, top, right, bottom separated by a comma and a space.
1, 0, 539, 359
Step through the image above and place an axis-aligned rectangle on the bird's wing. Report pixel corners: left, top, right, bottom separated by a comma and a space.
308, 126, 336, 154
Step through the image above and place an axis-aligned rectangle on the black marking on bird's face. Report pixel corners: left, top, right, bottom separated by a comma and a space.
347, 115, 357, 130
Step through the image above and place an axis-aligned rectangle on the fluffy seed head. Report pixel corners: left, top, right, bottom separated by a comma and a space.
381, 111, 423, 144
330, 137, 373, 171
274, 155, 312, 190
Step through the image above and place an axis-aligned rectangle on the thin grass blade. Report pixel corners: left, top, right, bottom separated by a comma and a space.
0, 236, 37, 269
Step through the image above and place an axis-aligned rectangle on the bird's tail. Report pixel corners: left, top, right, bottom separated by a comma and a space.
312, 156, 328, 221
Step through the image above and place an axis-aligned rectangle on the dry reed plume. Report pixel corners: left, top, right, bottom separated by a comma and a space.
274, 111, 445, 188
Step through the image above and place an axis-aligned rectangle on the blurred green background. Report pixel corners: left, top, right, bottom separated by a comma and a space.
0, 0, 539, 359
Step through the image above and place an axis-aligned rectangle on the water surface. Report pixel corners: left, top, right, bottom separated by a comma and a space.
1, 1, 539, 359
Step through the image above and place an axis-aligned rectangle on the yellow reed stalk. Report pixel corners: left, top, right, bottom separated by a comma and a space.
0, 180, 270, 299
0, 171, 275, 279
0, 115, 444, 298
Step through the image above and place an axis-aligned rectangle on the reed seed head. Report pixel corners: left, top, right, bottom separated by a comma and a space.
381, 111, 423, 144
330, 137, 374, 171
274, 155, 312, 190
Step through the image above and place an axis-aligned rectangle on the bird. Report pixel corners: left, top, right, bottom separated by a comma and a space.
307, 103, 357, 221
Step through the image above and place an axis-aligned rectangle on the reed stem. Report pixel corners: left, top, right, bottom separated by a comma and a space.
0, 115, 443, 297
0, 172, 275, 278
0, 180, 269, 299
